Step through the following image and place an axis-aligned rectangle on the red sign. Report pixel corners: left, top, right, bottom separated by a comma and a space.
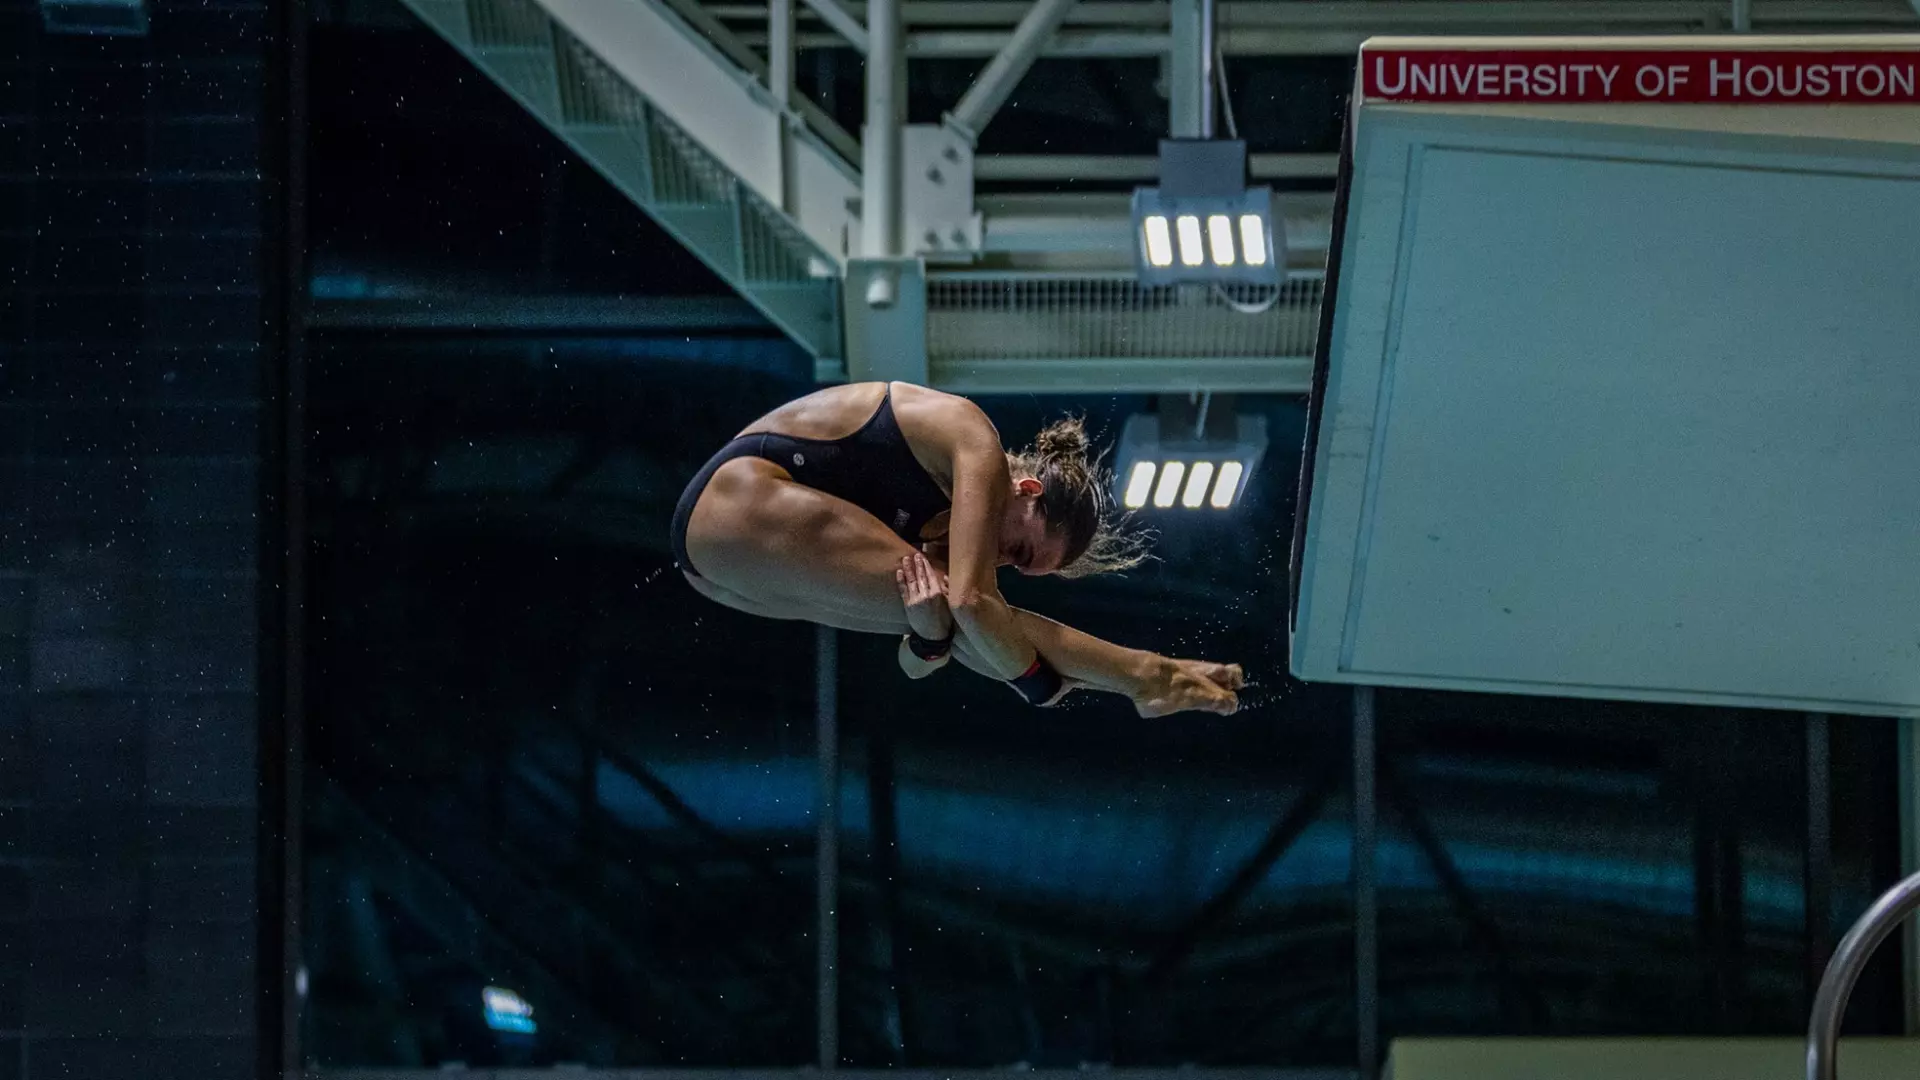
1362, 50, 1920, 104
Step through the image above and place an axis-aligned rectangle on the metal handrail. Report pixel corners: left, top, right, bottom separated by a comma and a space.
1807, 868, 1920, 1080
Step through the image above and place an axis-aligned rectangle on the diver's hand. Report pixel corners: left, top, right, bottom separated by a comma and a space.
1132, 657, 1243, 717
896, 552, 952, 642
919, 539, 950, 572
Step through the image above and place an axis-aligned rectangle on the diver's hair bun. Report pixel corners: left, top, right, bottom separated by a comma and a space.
1031, 416, 1090, 461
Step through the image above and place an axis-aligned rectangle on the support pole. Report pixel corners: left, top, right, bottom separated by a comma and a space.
944, 0, 1081, 142
770, 0, 795, 108
1168, 0, 1201, 137
816, 626, 841, 1069
1807, 714, 1833, 1003
1732, 0, 1752, 30
860, 0, 903, 304
1354, 686, 1379, 1080
1198, 0, 1216, 137
770, 0, 796, 210
269, 0, 311, 1065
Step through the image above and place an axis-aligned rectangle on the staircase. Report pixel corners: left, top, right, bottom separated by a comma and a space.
396, 0, 854, 376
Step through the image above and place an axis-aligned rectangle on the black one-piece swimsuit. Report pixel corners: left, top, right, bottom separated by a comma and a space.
669, 388, 951, 579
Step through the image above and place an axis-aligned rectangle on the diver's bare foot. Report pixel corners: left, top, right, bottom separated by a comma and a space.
1195, 661, 1245, 691
1131, 657, 1240, 717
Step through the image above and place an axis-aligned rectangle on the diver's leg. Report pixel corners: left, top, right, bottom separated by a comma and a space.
684, 572, 899, 635
684, 457, 1237, 713
683, 457, 919, 633
682, 574, 800, 621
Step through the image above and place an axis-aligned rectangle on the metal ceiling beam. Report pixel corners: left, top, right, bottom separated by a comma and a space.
929, 354, 1313, 395
905, 28, 1168, 56
946, 0, 1083, 142
716, 0, 1916, 29
318, 1060, 1367, 1068
799, 0, 868, 52
1169, 0, 1202, 136
900, 22, 1916, 57
765, 22, 1920, 55
976, 152, 1338, 182
732, 0, 1919, 54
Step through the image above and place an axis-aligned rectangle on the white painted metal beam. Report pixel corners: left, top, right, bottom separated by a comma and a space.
909, 28, 1168, 56
799, 0, 868, 52
975, 152, 1338, 182
930, 355, 1312, 394
1197, 0, 1216, 135
716, 0, 1916, 28
946, 0, 1082, 141
770, 0, 795, 108
900, 26, 1672, 58
311, 1060, 1367, 1068
725, 0, 1918, 55
1169, 0, 1201, 136
781, 25, 1920, 55
771, 0, 797, 210
861, 0, 902, 264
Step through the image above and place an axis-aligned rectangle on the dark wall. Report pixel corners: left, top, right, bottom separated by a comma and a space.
0, 1, 281, 1077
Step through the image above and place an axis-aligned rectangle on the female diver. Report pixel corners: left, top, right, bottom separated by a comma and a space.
670, 381, 1243, 717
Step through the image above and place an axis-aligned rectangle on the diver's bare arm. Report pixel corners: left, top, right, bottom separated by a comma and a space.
951, 609, 1242, 716
920, 503, 1220, 705
950, 608, 1159, 697
943, 441, 1040, 679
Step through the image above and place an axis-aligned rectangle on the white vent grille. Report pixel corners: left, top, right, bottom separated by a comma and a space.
926, 275, 1324, 363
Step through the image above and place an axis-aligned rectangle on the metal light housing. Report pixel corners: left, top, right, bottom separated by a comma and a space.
1114, 409, 1268, 512
1132, 139, 1284, 287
